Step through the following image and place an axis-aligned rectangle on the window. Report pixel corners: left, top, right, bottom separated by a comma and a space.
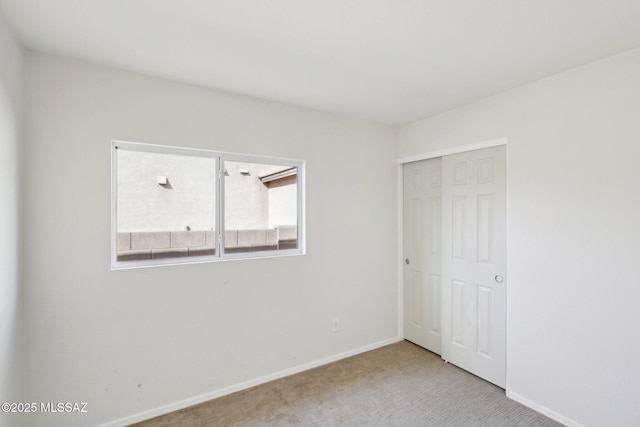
112, 141, 304, 269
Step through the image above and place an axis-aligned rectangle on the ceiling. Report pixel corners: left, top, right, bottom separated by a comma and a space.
2, 0, 640, 125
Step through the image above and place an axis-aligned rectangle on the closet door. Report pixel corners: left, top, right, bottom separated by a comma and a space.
403, 158, 442, 354
441, 145, 507, 387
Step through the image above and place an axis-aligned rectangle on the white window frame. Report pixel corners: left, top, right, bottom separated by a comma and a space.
111, 140, 305, 269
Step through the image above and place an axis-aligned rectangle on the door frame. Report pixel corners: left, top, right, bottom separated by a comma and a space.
397, 137, 508, 352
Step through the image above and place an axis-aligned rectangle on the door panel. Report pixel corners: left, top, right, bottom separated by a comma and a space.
403, 158, 442, 353
441, 145, 507, 388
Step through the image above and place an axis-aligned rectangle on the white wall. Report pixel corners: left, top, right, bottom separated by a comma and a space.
224, 161, 277, 230
398, 48, 640, 426
117, 150, 216, 232
116, 150, 297, 232
268, 176, 297, 228
0, 15, 23, 427
23, 52, 398, 426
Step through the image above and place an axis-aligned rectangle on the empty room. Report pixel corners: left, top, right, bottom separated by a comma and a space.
1, 1, 639, 426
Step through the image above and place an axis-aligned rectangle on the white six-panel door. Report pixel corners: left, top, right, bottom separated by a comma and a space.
403, 158, 442, 354
441, 145, 507, 388
403, 145, 506, 388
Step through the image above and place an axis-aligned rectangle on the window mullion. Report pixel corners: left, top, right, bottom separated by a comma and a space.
217, 155, 223, 258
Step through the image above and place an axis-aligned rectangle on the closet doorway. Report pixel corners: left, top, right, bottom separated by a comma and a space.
403, 145, 507, 388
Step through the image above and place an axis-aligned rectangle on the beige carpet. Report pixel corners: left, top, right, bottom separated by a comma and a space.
132, 341, 561, 426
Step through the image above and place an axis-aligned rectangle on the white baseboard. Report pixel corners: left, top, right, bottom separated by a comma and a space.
506, 390, 583, 427
99, 336, 403, 427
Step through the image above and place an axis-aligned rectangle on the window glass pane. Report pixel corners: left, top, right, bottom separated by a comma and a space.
224, 160, 298, 253
116, 149, 216, 261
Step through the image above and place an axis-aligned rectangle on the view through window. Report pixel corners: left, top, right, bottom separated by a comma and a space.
112, 141, 303, 268
224, 160, 298, 253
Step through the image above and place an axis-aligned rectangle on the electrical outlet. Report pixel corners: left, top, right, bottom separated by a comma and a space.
332, 317, 340, 333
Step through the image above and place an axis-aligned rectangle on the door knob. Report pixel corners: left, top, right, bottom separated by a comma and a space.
495, 275, 503, 283
405, 258, 410, 265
